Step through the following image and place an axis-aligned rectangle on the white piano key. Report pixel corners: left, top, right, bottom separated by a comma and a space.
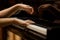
27, 24, 47, 35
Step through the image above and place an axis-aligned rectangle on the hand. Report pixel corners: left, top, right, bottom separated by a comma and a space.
25, 20, 35, 24
13, 18, 35, 27
17, 4, 34, 14
22, 20, 35, 26
0, 18, 35, 27
40, 4, 51, 8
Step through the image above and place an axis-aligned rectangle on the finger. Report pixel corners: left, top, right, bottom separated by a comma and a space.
20, 4, 34, 14
30, 7, 34, 14
23, 7, 34, 14
25, 20, 35, 24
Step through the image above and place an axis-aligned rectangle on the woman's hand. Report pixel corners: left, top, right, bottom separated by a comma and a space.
14, 18, 35, 27
39, 4, 52, 8
0, 18, 35, 27
16, 4, 34, 14
0, 4, 34, 17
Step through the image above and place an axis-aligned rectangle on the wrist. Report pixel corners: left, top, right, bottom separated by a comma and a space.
14, 4, 23, 10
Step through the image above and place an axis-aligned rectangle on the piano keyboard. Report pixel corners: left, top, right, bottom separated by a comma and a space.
12, 23, 47, 36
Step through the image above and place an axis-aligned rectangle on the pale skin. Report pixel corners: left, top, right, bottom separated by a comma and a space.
0, 4, 34, 27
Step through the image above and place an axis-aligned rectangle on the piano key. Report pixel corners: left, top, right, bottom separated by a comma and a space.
27, 24, 47, 35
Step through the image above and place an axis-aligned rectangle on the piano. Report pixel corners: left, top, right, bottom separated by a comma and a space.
7, 7, 60, 40
3, 9, 60, 40
9, 10, 48, 40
